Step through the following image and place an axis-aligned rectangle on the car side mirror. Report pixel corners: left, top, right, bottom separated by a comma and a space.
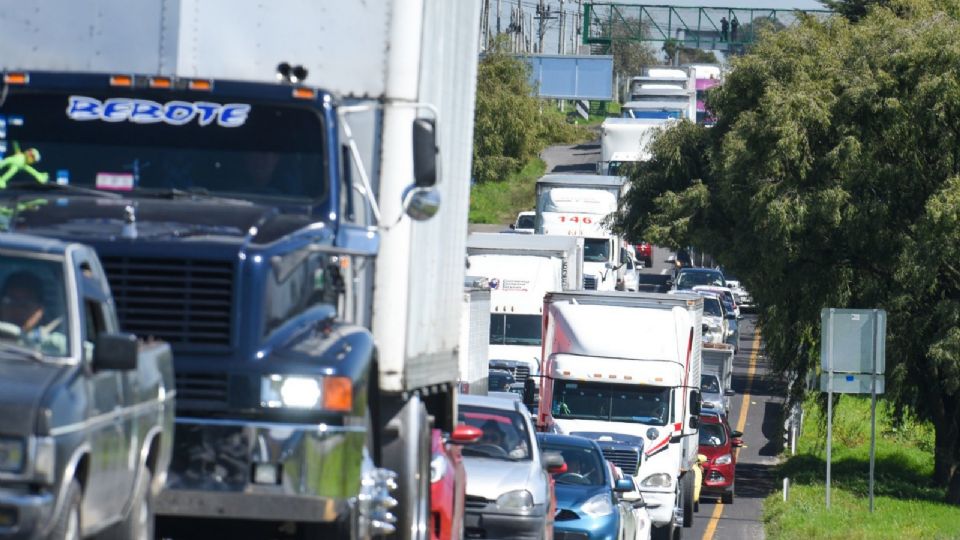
449, 424, 482, 444
730, 430, 743, 439
92, 332, 138, 371
702, 323, 710, 334
412, 118, 437, 188
509, 224, 516, 229
614, 478, 634, 493
724, 389, 736, 397
543, 451, 566, 474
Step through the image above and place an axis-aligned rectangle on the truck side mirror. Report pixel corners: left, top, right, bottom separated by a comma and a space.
93, 333, 138, 371
690, 390, 702, 416
412, 118, 437, 188
724, 389, 736, 397
522, 378, 537, 408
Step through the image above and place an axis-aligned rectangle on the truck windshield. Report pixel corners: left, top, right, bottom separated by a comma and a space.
0, 253, 70, 357
489, 314, 542, 346
552, 381, 671, 426
0, 91, 327, 203
583, 238, 610, 263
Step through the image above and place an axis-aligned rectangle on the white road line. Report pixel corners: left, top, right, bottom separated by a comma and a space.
660, 268, 669, 275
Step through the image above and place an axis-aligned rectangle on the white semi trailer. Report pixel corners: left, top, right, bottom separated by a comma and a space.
536, 291, 704, 540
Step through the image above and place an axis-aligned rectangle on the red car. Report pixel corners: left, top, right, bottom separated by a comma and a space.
635, 242, 653, 268
697, 411, 743, 503
431, 424, 481, 540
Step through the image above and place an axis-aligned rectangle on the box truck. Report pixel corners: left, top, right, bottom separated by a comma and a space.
536, 291, 704, 540
598, 118, 672, 175
0, 0, 481, 537
466, 234, 583, 393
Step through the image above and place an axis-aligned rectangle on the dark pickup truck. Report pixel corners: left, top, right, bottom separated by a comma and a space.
0, 233, 174, 539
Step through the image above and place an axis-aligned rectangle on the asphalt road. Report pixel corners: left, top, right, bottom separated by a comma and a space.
690, 316, 783, 540
540, 139, 601, 174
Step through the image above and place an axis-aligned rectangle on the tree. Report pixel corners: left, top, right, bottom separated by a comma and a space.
820, 0, 893, 21
661, 39, 720, 65
612, 0, 960, 503
472, 36, 543, 184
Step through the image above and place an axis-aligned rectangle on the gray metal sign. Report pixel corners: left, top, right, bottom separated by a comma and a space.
821, 308, 886, 375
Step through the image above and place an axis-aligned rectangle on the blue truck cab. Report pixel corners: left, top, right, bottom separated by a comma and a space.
0, 71, 390, 535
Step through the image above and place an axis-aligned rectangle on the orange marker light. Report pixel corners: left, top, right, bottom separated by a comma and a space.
109, 75, 133, 87
292, 87, 316, 100
149, 77, 172, 89
322, 377, 353, 411
188, 79, 213, 91
4, 73, 28, 85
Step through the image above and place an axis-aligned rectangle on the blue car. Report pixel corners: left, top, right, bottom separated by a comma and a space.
537, 433, 638, 540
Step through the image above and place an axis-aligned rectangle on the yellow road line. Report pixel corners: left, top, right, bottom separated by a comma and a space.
702, 330, 762, 540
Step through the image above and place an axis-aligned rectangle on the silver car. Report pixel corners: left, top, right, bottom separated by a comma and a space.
701, 370, 735, 416
459, 394, 557, 540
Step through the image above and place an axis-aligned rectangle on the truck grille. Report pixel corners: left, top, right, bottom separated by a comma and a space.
100, 256, 234, 348
175, 372, 229, 410
601, 447, 640, 476
583, 275, 598, 289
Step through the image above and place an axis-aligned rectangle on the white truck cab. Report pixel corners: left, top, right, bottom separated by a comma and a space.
536, 291, 704, 538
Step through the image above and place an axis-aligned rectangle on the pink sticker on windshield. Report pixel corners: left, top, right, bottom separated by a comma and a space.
95, 172, 134, 191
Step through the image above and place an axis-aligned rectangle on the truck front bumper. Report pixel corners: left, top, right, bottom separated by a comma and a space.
0, 487, 54, 540
155, 417, 365, 523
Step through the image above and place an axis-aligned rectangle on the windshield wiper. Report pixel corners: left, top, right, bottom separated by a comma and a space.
5, 180, 121, 198
0, 342, 43, 361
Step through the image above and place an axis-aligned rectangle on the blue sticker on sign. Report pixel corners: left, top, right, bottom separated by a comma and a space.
845, 375, 854, 382
66, 96, 250, 127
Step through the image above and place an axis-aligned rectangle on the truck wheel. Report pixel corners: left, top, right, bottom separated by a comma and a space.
100, 469, 154, 540
682, 471, 694, 527
651, 524, 674, 540
49, 479, 82, 540
382, 395, 431, 540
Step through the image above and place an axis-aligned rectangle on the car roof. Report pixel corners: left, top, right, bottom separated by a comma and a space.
460, 393, 528, 413
537, 432, 602, 450
0, 232, 72, 256
679, 267, 723, 275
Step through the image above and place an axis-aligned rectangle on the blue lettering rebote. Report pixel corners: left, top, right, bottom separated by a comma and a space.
66, 96, 250, 128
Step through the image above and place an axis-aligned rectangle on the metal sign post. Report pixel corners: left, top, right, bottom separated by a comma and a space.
820, 308, 886, 513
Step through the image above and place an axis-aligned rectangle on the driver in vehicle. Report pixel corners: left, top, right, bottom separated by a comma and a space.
0, 270, 65, 354
479, 419, 528, 459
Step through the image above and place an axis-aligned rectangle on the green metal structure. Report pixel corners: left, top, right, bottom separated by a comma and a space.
583, 3, 831, 50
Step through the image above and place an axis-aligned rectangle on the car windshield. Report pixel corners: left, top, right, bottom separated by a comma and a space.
541, 444, 605, 486
516, 214, 535, 229
676, 271, 725, 289
702, 297, 723, 317
459, 405, 532, 461
489, 314, 542, 346
0, 91, 327, 203
699, 422, 727, 447
583, 238, 610, 263
701, 374, 720, 393
552, 380, 671, 426
0, 253, 70, 357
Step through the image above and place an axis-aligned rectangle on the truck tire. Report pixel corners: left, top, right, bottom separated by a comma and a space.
682, 471, 694, 527
48, 479, 82, 540
382, 395, 431, 540
100, 469, 154, 540
651, 524, 674, 540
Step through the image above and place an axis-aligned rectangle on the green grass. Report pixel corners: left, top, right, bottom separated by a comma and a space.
764, 396, 960, 539
469, 158, 545, 224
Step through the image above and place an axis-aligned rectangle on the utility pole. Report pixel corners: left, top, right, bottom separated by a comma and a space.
538, 0, 546, 53
558, 0, 565, 54
576, 0, 583, 54
497, 0, 502, 35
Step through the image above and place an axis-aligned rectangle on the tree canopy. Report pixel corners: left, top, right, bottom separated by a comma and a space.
613, 0, 960, 503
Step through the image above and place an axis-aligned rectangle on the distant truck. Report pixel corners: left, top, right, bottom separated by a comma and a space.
623, 67, 696, 121
534, 174, 626, 291
703, 343, 735, 412
0, 233, 174, 540
466, 233, 583, 395
459, 277, 492, 395
598, 118, 672, 176
535, 291, 704, 540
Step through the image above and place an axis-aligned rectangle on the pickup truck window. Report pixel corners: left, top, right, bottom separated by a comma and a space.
0, 253, 70, 357
552, 381, 671, 426
0, 91, 327, 203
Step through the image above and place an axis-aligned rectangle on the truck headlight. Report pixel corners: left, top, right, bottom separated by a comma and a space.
714, 454, 732, 465
261, 375, 353, 411
581, 492, 614, 517
640, 472, 673, 489
496, 489, 534, 511
0, 437, 25, 473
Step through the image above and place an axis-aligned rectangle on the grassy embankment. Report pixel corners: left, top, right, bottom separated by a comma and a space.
764, 395, 960, 539
469, 107, 596, 225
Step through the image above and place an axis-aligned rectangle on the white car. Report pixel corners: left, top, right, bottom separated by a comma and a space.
619, 473, 653, 540
620, 255, 640, 292
458, 394, 559, 539
509, 211, 536, 234
692, 285, 740, 319
698, 292, 729, 345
